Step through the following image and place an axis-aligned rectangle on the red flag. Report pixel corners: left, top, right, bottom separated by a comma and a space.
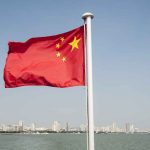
4, 26, 85, 88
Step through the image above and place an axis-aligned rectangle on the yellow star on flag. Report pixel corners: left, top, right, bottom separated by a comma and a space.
62, 57, 66, 62
56, 43, 60, 49
60, 37, 64, 42
69, 36, 80, 52
56, 52, 61, 57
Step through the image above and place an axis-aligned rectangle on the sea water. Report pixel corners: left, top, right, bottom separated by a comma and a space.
0, 133, 150, 150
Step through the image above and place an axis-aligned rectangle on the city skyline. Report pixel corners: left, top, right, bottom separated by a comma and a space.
0, 120, 150, 132
0, 0, 150, 129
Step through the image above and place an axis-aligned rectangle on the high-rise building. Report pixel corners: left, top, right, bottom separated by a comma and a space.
18, 120, 23, 131
2, 124, 6, 131
80, 124, 86, 132
52, 121, 61, 132
111, 122, 117, 132
129, 124, 134, 133
125, 123, 130, 133
66, 122, 69, 132
31, 123, 36, 131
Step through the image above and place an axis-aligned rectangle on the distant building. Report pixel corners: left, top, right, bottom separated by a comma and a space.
111, 122, 117, 132
0, 124, 3, 131
129, 124, 135, 133
52, 121, 61, 132
110, 122, 122, 132
1, 124, 6, 131
18, 120, 24, 131
125, 123, 130, 133
80, 124, 86, 132
65, 122, 69, 132
31, 123, 36, 131
125, 123, 135, 133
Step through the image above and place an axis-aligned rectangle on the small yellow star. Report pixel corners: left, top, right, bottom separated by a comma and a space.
60, 37, 65, 42
69, 36, 80, 52
62, 57, 66, 62
56, 43, 60, 49
56, 52, 61, 57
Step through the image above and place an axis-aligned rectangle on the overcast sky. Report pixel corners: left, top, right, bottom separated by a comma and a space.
0, 0, 150, 129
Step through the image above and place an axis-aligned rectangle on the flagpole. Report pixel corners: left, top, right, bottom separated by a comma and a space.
82, 12, 95, 150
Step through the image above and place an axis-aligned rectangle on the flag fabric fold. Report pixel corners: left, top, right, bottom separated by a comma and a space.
4, 26, 85, 88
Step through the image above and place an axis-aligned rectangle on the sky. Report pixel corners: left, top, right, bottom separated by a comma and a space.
0, 0, 150, 129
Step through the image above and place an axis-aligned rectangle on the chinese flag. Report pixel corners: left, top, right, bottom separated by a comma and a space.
4, 26, 85, 88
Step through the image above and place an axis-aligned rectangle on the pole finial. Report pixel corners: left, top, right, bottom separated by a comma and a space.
82, 12, 94, 20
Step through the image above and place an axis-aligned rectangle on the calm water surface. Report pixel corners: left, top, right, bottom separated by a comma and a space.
0, 133, 150, 150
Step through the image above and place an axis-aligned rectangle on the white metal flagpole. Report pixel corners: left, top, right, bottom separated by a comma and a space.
82, 12, 95, 150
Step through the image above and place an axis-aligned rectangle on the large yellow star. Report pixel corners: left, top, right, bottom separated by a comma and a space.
69, 36, 80, 52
